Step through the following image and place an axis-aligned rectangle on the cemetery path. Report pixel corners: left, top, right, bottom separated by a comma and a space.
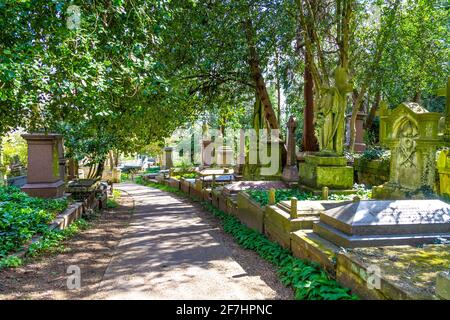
94, 182, 292, 300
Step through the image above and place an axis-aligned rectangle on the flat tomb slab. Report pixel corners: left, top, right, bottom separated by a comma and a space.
314, 199, 450, 247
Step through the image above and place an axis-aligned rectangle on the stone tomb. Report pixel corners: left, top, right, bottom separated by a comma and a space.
264, 199, 350, 249
314, 199, 450, 248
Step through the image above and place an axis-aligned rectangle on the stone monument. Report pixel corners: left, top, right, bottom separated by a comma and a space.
282, 116, 299, 184
345, 112, 367, 153
313, 199, 450, 247
372, 101, 443, 199
21, 133, 65, 198
299, 67, 354, 192
162, 146, 174, 170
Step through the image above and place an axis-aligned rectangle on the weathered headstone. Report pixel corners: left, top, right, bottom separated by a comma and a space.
162, 146, 174, 170
346, 112, 366, 153
282, 116, 299, 184
314, 199, 450, 247
299, 67, 354, 192
21, 133, 65, 198
373, 102, 443, 199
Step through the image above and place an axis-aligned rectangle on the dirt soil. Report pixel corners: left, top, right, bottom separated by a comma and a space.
0, 193, 134, 300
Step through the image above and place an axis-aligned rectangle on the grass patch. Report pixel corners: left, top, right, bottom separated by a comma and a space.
107, 189, 121, 208
135, 177, 357, 300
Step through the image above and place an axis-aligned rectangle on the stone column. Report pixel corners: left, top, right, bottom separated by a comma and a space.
162, 147, 174, 170
21, 133, 65, 198
282, 116, 299, 183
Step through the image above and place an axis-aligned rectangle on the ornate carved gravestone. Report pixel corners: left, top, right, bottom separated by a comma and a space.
372, 102, 443, 199
314, 199, 450, 247
282, 116, 299, 184
299, 67, 354, 192
21, 133, 65, 198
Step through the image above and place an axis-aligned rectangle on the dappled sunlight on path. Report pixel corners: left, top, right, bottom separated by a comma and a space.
94, 183, 286, 300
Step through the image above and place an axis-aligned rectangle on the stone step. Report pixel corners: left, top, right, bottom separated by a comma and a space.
313, 221, 450, 248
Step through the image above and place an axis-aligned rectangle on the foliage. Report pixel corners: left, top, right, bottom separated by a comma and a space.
26, 218, 89, 258
247, 189, 319, 206
0, 255, 22, 269
138, 179, 357, 300
0, 186, 68, 258
145, 166, 161, 174
1, 131, 27, 170
107, 190, 121, 209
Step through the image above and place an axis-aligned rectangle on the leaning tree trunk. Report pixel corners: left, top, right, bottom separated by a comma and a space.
364, 91, 381, 130
302, 53, 318, 151
243, 19, 279, 130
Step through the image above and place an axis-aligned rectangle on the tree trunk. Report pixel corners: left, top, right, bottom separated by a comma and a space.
275, 48, 281, 127
364, 91, 381, 130
94, 158, 105, 179
243, 19, 279, 130
302, 54, 318, 151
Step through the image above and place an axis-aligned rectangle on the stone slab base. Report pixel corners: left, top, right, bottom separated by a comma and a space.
291, 229, 339, 276
314, 221, 450, 248
299, 155, 354, 190
372, 183, 428, 200
21, 180, 65, 198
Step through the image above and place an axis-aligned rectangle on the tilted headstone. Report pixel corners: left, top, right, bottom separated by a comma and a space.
373, 101, 443, 199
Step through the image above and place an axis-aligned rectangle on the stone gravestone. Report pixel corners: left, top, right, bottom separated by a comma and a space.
345, 112, 366, 153
372, 102, 443, 199
299, 67, 354, 193
162, 146, 174, 170
282, 116, 299, 184
314, 199, 450, 247
21, 133, 65, 198
437, 149, 450, 197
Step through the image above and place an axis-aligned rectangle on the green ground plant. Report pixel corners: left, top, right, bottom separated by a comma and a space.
135, 178, 358, 300
0, 186, 68, 259
107, 190, 121, 209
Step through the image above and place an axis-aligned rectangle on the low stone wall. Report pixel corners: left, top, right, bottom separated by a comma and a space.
354, 158, 389, 186
168, 178, 180, 190
236, 192, 266, 233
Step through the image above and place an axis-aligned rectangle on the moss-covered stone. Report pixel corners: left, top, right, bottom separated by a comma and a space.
299, 155, 354, 190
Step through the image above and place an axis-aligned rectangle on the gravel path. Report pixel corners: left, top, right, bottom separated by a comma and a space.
95, 183, 293, 300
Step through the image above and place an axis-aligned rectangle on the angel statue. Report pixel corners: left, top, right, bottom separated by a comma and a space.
314, 67, 353, 156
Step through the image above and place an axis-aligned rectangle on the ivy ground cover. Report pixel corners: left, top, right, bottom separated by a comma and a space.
0, 186, 68, 259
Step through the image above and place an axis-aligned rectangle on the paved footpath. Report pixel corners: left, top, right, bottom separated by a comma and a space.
94, 183, 285, 299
